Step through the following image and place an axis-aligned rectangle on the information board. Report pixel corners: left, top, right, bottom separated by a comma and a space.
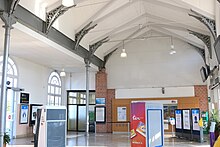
20, 92, 29, 104
192, 109, 200, 131
20, 104, 29, 124
117, 107, 127, 121
183, 109, 191, 130
95, 106, 106, 123
175, 110, 182, 129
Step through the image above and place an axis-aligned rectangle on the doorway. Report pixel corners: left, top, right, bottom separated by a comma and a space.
67, 90, 95, 132
6, 87, 22, 139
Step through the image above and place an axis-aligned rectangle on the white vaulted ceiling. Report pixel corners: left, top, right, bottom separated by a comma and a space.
0, 0, 216, 72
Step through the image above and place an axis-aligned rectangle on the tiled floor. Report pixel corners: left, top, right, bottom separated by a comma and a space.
8, 132, 210, 147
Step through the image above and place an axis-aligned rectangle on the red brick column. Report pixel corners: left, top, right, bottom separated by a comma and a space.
95, 69, 114, 133
194, 85, 208, 112
107, 89, 115, 132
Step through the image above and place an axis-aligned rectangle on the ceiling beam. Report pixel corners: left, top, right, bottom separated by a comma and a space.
12, 4, 104, 68
104, 26, 150, 56
75, 0, 116, 32
153, 23, 209, 36
150, 26, 204, 49
169, 0, 214, 19
90, 11, 169, 44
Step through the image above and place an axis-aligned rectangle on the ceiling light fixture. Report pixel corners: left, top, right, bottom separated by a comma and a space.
120, 40, 127, 58
60, 68, 66, 77
169, 37, 176, 55
62, 0, 75, 7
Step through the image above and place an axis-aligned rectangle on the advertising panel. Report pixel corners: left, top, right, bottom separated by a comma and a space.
20, 104, 29, 124
183, 110, 191, 130
130, 102, 146, 147
192, 109, 200, 131
175, 110, 182, 129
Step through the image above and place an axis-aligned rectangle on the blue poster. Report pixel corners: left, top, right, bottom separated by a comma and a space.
192, 109, 200, 131
175, 110, 182, 129
96, 98, 105, 105
20, 105, 28, 124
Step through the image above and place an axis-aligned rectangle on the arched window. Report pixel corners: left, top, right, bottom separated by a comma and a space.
48, 71, 62, 105
0, 56, 18, 87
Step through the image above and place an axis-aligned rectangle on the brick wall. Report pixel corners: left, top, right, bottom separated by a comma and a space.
96, 69, 114, 133
194, 85, 208, 112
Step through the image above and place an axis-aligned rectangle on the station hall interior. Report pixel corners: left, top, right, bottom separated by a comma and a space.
0, 0, 220, 147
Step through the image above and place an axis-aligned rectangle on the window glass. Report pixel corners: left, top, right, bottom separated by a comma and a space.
48, 72, 62, 106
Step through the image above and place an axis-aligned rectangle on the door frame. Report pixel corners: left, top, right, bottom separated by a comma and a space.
67, 90, 95, 132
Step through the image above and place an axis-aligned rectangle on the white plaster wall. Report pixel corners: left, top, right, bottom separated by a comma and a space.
106, 35, 205, 89
116, 86, 194, 99
65, 72, 96, 90
14, 56, 49, 104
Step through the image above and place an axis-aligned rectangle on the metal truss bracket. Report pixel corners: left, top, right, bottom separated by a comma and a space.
85, 37, 109, 65
89, 36, 109, 56
188, 29, 212, 59
188, 43, 206, 64
45, 5, 75, 34
75, 21, 97, 50
0, 11, 16, 28
9, 0, 20, 15
189, 9, 217, 40
100, 48, 117, 70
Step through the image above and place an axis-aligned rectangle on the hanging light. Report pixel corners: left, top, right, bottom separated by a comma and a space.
62, 0, 75, 7
169, 37, 176, 55
120, 40, 127, 58
60, 68, 66, 77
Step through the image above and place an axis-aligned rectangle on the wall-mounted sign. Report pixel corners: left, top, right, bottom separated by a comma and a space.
20, 92, 29, 104
95, 106, 106, 123
20, 104, 29, 124
96, 98, 106, 105
117, 107, 127, 121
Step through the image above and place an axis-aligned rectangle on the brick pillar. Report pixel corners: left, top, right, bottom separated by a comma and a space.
194, 85, 208, 112
107, 89, 115, 132
96, 68, 114, 132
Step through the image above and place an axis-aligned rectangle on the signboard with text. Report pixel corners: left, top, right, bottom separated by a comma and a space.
130, 102, 146, 147
20, 92, 29, 104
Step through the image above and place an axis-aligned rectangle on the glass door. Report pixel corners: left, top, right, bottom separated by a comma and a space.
78, 105, 86, 131
67, 105, 77, 130
67, 90, 96, 132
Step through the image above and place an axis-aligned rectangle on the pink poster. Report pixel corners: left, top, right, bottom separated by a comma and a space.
130, 102, 146, 147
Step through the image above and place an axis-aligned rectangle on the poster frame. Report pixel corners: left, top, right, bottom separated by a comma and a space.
117, 106, 127, 121
95, 106, 106, 123
174, 109, 183, 130
191, 108, 200, 134
95, 98, 106, 105
29, 104, 43, 126
19, 104, 29, 124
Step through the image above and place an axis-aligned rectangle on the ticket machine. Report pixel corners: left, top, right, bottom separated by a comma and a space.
34, 106, 66, 147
